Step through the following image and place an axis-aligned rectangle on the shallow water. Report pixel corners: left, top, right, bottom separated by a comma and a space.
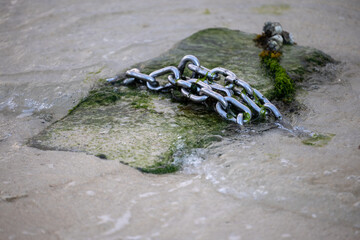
0, 0, 360, 239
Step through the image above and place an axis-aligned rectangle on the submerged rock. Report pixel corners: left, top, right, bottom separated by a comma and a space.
29, 28, 336, 173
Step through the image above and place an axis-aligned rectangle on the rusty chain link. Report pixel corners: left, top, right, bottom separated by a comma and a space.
107, 55, 282, 126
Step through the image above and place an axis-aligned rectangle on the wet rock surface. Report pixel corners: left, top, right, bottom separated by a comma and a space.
29, 28, 336, 172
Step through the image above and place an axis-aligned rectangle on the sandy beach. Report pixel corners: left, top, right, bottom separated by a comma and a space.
0, 0, 360, 239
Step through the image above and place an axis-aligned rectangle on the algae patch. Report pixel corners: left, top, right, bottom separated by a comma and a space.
302, 133, 335, 147
30, 85, 227, 174
260, 51, 295, 102
253, 4, 290, 15
203, 9, 211, 15
95, 153, 108, 160
68, 87, 124, 114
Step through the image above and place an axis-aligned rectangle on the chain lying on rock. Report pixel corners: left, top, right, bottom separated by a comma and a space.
107, 55, 282, 126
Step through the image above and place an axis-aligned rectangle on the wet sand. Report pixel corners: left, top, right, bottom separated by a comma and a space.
0, 0, 360, 239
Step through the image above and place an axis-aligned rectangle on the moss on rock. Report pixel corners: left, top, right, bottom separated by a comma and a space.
259, 51, 295, 102
302, 133, 335, 147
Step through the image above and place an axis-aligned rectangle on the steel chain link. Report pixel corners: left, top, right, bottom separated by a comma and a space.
107, 55, 282, 126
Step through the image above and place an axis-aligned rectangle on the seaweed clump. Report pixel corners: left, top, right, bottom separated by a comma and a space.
260, 50, 295, 102
302, 133, 335, 147
138, 163, 180, 174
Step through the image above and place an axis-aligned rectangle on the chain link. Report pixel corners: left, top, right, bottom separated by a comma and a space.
107, 55, 282, 126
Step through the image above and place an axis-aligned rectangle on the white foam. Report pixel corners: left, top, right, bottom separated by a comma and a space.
125, 236, 142, 240
139, 192, 158, 198
0, 97, 17, 111
97, 215, 113, 225
168, 179, 193, 192
103, 210, 131, 236
245, 224, 253, 230
252, 186, 268, 200
228, 234, 242, 240
86, 190, 95, 196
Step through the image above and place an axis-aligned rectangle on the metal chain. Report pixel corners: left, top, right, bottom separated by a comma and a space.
107, 55, 282, 126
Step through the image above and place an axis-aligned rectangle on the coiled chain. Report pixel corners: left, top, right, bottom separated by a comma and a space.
107, 55, 282, 126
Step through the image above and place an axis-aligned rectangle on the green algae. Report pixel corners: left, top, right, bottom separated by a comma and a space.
253, 4, 290, 15
305, 51, 334, 67
302, 133, 335, 147
95, 153, 108, 160
203, 9, 211, 15
281, 44, 336, 82
68, 88, 123, 114
30, 85, 228, 173
83, 67, 105, 84
260, 54, 295, 102
30, 28, 336, 174
68, 86, 153, 114
139, 163, 180, 174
